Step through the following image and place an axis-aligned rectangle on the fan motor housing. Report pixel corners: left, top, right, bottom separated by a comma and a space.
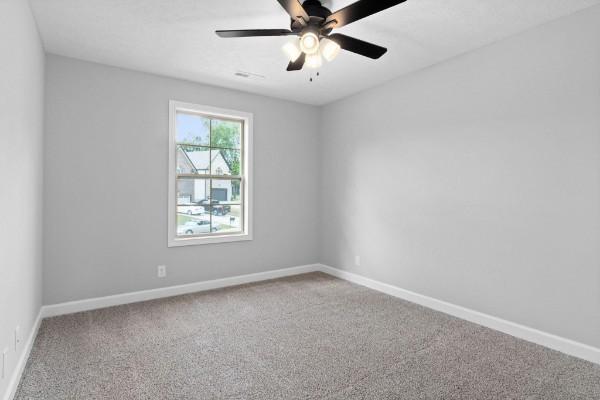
291, 0, 333, 35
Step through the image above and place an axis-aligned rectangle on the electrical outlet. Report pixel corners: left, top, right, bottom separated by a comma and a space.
2, 348, 8, 379
355, 255, 361, 267
157, 265, 167, 278
14, 326, 20, 351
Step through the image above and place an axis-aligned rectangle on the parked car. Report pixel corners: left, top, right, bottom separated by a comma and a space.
198, 199, 231, 215
177, 204, 206, 215
177, 220, 217, 235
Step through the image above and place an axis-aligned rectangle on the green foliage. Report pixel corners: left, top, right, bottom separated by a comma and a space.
211, 120, 240, 148
211, 120, 241, 176
179, 144, 200, 152
220, 150, 240, 176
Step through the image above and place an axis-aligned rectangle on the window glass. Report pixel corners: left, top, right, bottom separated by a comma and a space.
211, 149, 241, 176
211, 119, 241, 149
171, 105, 247, 243
176, 113, 210, 145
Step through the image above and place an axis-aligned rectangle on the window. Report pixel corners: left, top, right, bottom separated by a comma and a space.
168, 101, 252, 246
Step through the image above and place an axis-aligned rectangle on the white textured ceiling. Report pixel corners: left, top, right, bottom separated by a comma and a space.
30, 0, 600, 105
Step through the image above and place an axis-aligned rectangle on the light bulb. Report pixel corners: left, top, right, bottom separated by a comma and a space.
282, 40, 302, 62
321, 38, 341, 62
299, 32, 320, 55
305, 51, 322, 69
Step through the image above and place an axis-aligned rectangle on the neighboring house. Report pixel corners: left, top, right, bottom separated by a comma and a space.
177, 147, 233, 203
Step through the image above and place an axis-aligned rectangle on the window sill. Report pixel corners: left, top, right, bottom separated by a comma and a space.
168, 232, 253, 247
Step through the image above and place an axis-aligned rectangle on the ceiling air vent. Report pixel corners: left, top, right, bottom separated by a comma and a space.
234, 70, 266, 80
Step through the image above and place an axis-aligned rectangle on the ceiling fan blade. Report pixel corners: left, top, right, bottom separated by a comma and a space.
325, 0, 407, 28
286, 53, 306, 71
328, 34, 387, 59
276, 0, 309, 22
216, 29, 296, 38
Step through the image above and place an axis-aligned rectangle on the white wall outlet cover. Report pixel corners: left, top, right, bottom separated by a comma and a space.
354, 255, 361, 267
15, 326, 21, 351
157, 265, 167, 278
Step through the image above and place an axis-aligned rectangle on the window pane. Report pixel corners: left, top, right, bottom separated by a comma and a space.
211, 119, 241, 149
177, 178, 210, 212
177, 112, 210, 145
211, 149, 241, 176
177, 145, 212, 175
177, 213, 212, 237
210, 179, 241, 204
211, 205, 242, 234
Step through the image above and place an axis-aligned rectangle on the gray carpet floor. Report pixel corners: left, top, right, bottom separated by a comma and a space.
15, 272, 600, 399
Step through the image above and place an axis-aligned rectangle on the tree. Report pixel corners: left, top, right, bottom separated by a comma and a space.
210, 120, 241, 176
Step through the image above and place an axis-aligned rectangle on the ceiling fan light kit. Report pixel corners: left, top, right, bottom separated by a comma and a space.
299, 31, 320, 54
282, 40, 302, 62
305, 52, 323, 69
320, 38, 341, 62
216, 0, 407, 72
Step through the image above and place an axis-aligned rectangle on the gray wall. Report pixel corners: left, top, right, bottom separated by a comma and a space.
43, 55, 320, 304
319, 7, 600, 348
0, 0, 44, 396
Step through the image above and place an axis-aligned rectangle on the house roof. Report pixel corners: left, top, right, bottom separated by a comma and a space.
179, 148, 230, 173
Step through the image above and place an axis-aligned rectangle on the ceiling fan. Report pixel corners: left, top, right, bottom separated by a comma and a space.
215, 0, 407, 71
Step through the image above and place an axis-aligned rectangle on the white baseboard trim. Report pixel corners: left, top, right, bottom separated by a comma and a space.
3, 310, 42, 400
41, 264, 321, 318
317, 264, 600, 365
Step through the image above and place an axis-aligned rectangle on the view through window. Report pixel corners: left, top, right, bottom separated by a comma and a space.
172, 105, 247, 241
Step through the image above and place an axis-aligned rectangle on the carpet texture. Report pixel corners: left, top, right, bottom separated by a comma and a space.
15, 273, 600, 399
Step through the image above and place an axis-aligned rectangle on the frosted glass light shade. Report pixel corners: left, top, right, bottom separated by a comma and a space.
305, 52, 322, 69
321, 38, 341, 62
282, 40, 302, 62
300, 32, 320, 55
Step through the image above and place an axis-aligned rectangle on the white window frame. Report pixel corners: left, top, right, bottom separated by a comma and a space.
168, 100, 253, 247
